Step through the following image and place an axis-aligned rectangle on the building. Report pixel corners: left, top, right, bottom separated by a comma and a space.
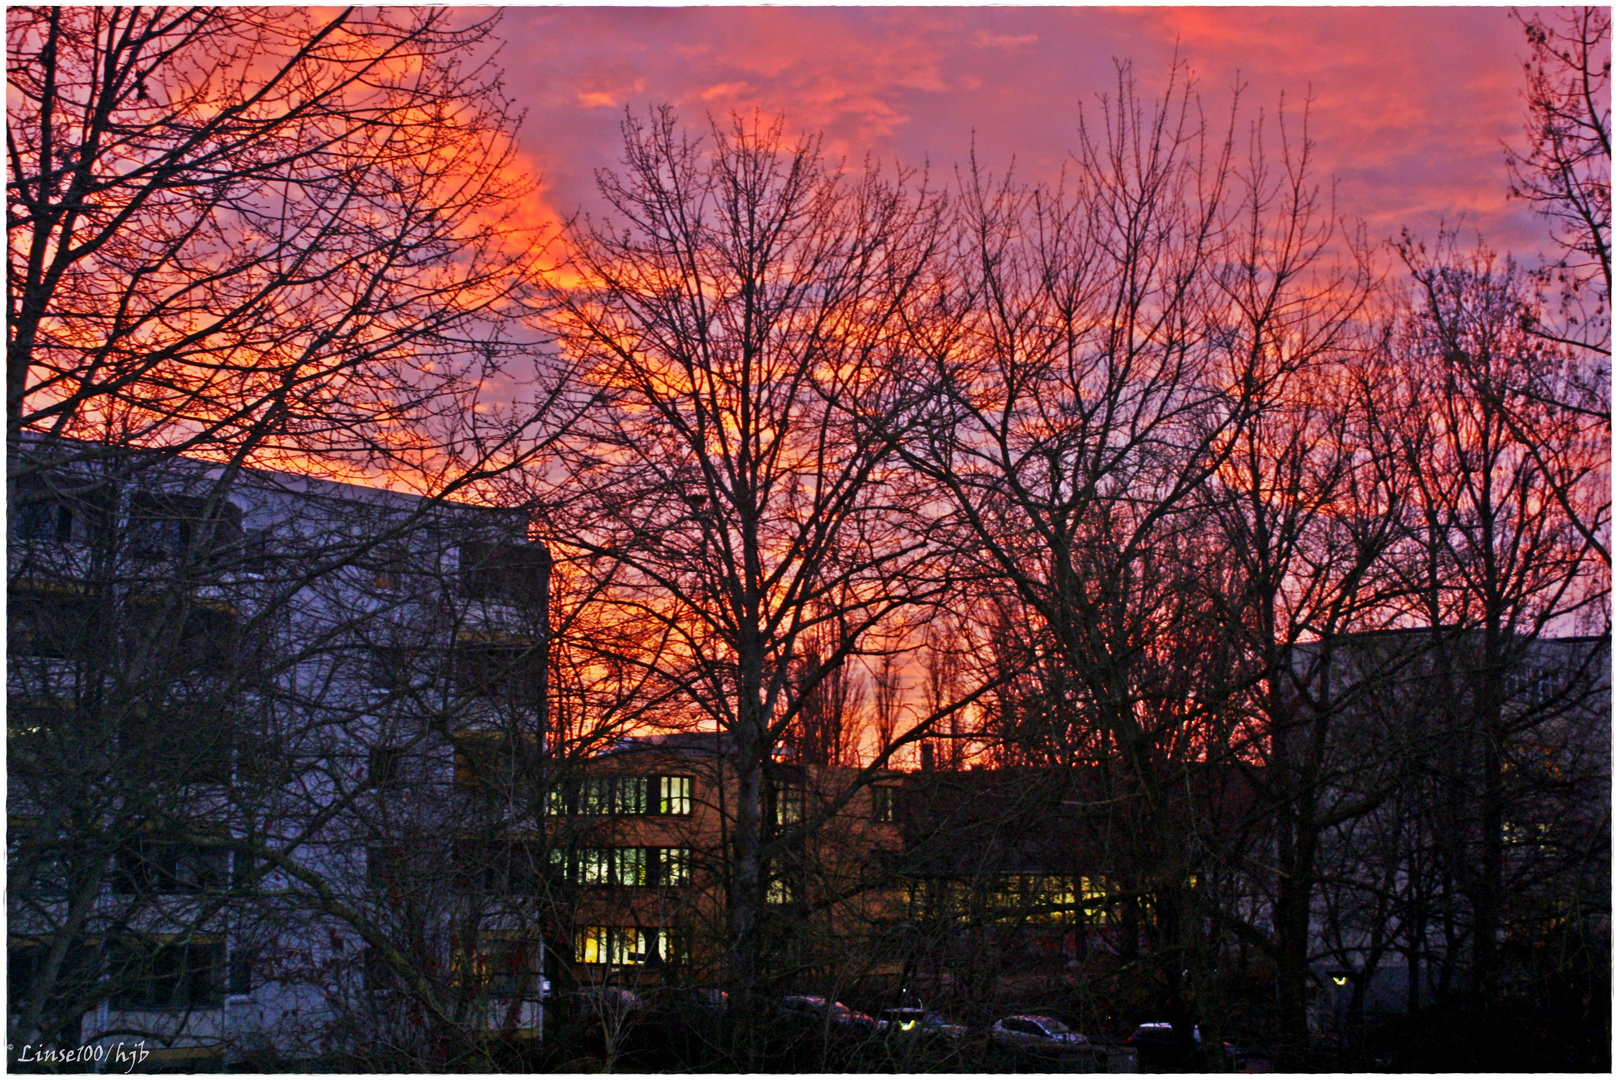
541, 732, 908, 993
9, 444, 551, 1069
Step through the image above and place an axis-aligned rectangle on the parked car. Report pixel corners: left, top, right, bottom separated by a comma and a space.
649, 986, 729, 1013
990, 1014, 1088, 1052
569, 986, 645, 1019
774, 995, 886, 1036
881, 1007, 967, 1042
1129, 1022, 1253, 1069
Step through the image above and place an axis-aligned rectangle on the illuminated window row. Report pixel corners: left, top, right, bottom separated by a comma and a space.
574, 926, 687, 966
547, 775, 693, 816
907, 875, 1113, 924
570, 846, 690, 887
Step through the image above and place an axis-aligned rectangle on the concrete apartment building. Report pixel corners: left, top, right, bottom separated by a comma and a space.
8, 445, 550, 1068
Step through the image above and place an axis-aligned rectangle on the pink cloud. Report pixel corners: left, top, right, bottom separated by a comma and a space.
497, 7, 1552, 255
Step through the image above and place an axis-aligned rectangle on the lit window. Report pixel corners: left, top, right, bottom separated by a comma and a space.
775, 785, 806, 825
613, 847, 647, 887
578, 776, 648, 815
659, 775, 693, 815
574, 927, 684, 966
578, 848, 612, 885
656, 847, 691, 887
575, 926, 610, 965
766, 875, 794, 905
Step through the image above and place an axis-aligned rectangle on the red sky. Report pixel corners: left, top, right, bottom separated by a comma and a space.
497, 5, 1558, 260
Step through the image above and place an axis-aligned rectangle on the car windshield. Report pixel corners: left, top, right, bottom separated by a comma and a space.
1039, 1018, 1072, 1034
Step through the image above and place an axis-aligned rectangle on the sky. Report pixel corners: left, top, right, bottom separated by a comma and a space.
494, 5, 1556, 261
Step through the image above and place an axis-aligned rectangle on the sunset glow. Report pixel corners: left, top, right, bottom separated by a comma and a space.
502, 6, 1552, 255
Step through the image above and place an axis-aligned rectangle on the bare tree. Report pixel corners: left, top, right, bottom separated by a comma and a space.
541, 108, 952, 1041
1387, 237, 1608, 1060
7, 6, 544, 481
1506, 5, 1612, 358
903, 65, 1373, 1050
6, 9, 582, 1069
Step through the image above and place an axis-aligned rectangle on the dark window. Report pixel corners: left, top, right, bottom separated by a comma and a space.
453, 638, 543, 702
231, 851, 257, 893
15, 498, 72, 542
369, 746, 404, 790
108, 940, 225, 1010
452, 733, 537, 792
123, 597, 240, 674
368, 846, 406, 891
10, 586, 100, 660
369, 647, 431, 692
113, 840, 229, 895
11, 476, 113, 546
227, 948, 255, 996
128, 494, 242, 562
459, 539, 550, 607
364, 947, 400, 993
871, 786, 896, 822
123, 709, 235, 786
240, 530, 274, 575
8, 939, 96, 1015
453, 839, 542, 895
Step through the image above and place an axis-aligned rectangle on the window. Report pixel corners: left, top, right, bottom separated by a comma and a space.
459, 539, 550, 607
658, 775, 693, 815
453, 936, 540, 998
11, 477, 113, 546
871, 786, 896, 822
573, 847, 648, 887
128, 493, 242, 562
574, 927, 684, 967
364, 947, 401, 993
9, 939, 96, 1015
10, 586, 98, 660
766, 875, 795, 906
14, 497, 72, 543
122, 597, 240, 675
227, 947, 255, 996
454, 839, 542, 895
452, 733, 536, 792
545, 784, 570, 816
368, 846, 408, 892
653, 847, 691, 887
774, 784, 806, 826
577, 848, 613, 885
453, 634, 543, 702
369, 746, 404, 790
614, 847, 647, 887
1505, 665, 1560, 708
113, 840, 229, 895
231, 851, 258, 893
108, 939, 226, 1010
240, 530, 274, 575
369, 647, 426, 692
577, 775, 648, 815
